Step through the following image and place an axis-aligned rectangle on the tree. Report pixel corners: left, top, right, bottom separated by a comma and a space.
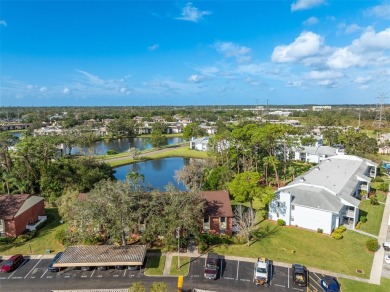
126, 171, 145, 191
182, 123, 207, 140
149, 122, 168, 148
228, 171, 261, 209
128, 282, 146, 292
234, 205, 256, 246
174, 159, 207, 190
150, 282, 169, 292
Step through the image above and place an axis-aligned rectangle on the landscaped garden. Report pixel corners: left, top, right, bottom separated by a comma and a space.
169, 256, 190, 276
339, 277, 390, 292
358, 199, 385, 236
213, 220, 374, 278
144, 256, 166, 276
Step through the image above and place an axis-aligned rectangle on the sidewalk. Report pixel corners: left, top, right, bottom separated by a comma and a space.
369, 192, 390, 284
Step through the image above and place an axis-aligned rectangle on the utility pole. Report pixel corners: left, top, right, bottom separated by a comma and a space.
373, 93, 388, 129
176, 227, 180, 269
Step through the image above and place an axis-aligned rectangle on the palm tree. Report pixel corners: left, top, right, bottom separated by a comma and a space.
126, 171, 145, 191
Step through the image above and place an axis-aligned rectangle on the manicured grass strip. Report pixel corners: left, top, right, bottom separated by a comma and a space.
0, 208, 65, 255
144, 256, 166, 276
338, 277, 390, 292
213, 220, 374, 278
358, 199, 385, 236
169, 256, 190, 276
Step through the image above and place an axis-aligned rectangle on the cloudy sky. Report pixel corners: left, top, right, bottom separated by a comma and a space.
1, 0, 389, 106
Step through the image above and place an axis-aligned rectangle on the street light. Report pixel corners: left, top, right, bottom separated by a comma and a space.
176, 227, 180, 269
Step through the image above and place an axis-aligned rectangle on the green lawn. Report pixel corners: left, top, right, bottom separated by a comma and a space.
358, 199, 385, 236
144, 256, 166, 276
213, 220, 374, 278
0, 208, 66, 255
169, 256, 190, 276
339, 277, 390, 292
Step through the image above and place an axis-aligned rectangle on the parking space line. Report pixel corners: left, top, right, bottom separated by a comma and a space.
123, 269, 127, 277
24, 258, 42, 279
253, 262, 256, 283
236, 261, 239, 280
8, 259, 28, 279
40, 268, 49, 279
288, 267, 290, 288
219, 259, 223, 279
308, 274, 322, 290
90, 267, 96, 277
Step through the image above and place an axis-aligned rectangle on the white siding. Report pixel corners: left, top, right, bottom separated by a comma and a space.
292, 205, 333, 234
268, 191, 291, 225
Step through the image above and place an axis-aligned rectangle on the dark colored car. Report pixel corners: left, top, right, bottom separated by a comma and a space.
1, 254, 24, 273
320, 276, 340, 292
48, 252, 63, 272
204, 253, 219, 280
292, 264, 308, 287
115, 265, 139, 270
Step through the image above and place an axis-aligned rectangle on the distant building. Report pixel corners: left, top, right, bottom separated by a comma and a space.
190, 137, 209, 151
312, 106, 332, 111
294, 145, 345, 164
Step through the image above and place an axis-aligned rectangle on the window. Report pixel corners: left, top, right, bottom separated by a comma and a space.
291, 216, 294, 221
204, 217, 209, 223
291, 205, 295, 210
220, 217, 226, 223
277, 202, 280, 208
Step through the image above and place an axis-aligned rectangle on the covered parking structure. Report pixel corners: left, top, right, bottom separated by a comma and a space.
53, 245, 148, 268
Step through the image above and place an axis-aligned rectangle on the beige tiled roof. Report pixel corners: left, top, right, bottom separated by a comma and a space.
53, 245, 148, 267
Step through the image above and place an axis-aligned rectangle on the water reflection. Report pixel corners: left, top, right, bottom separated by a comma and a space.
114, 157, 190, 191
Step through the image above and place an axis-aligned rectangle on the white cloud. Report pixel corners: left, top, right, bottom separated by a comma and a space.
271, 31, 324, 63
148, 44, 159, 51
187, 74, 205, 83
199, 66, 219, 76
345, 24, 362, 34
306, 70, 345, 79
26, 84, 36, 90
291, 0, 325, 12
354, 76, 372, 84
351, 27, 390, 52
40, 87, 48, 92
62, 87, 70, 94
316, 79, 338, 87
175, 2, 211, 23
0, 20, 7, 27
214, 41, 251, 62
364, 4, 390, 20
287, 80, 304, 87
303, 16, 319, 26
326, 48, 363, 69
76, 69, 105, 85
236, 64, 264, 75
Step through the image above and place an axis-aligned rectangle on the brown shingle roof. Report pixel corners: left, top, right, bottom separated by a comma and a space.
0, 194, 31, 220
202, 190, 233, 218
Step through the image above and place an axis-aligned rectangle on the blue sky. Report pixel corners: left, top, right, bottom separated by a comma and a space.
1, 0, 389, 106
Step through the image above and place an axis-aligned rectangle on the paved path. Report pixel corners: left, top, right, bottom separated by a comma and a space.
163, 253, 172, 276
370, 192, 390, 284
349, 228, 379, 239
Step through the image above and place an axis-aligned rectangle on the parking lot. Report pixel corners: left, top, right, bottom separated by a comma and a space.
0, 256, 338, 292
0, 258, 145, 281
186, 256, 336, 292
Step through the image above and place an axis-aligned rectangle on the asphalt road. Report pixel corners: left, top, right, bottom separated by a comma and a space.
0, 257, 335, 292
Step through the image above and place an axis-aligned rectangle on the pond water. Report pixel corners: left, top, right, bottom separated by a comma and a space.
71, 136, 184, 155
114, 157, 190, 191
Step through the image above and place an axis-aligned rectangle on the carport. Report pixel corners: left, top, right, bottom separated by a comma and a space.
53, 245, 148, 268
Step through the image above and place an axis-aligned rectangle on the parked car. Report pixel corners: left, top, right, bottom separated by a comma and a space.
48, 252, 63, 272
385, 254, 390, 264
80, 266, 92, 271
127, 265, 139, 270
254, 257, 270, 286
97, 266, 108, 271
383, 242, 390, 252
292, 264, 308, 287
0, 254, 24, 273
204, 253, 219, 280
320, 276, 340, 292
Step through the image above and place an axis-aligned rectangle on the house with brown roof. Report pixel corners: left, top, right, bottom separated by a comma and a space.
0, 194, 46, 237
202, 190, 233, 236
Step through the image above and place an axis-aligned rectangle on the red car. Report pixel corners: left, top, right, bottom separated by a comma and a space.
1, 254, 24, 273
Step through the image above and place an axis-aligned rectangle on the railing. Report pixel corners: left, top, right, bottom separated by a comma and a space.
26, 216, 47, 231
345, 210, 355, 218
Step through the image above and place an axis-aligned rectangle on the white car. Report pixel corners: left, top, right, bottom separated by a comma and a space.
385, 255, 390, 264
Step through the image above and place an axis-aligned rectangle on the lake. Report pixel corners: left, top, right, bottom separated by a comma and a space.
71, 136, 184, 155
114, 157, 190, 191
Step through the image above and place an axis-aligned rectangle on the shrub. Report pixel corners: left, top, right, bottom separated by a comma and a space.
150, 282, 169, 292
373, 176, 384, 182
129, 282, 146, 292
331, 232, 343, 240
366, 239, 379, 252
317, 228, 323, 233
370, 197, 379, 205
360, 216, 367, 223
277, 219, 286, 226
14, 234, 30, 244
337, 225, 347, 232
379, 182, 389, 192
355, 221, 362, 229
0, 237, 15, 245
106, 150, 118, 155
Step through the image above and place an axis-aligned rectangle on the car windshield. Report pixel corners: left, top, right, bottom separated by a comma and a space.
4, 260, 13, 266
206, 263, 217, 268
257, 267, 267, 273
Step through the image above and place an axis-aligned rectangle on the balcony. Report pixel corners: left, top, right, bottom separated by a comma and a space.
344, 210, 355, 218
26, 216, 47, 231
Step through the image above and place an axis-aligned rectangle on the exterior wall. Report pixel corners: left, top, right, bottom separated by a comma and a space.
6, 200, 45, 237
292, 205, 333, 234
4, 219, 16, 237
207, 216, 233, 236
268, 191, 292, 225
306, 154, 320, 164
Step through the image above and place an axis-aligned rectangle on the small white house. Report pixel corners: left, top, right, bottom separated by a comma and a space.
269, 155, 377, 234
190, 137, 209, 151
294, 145, 345, 164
